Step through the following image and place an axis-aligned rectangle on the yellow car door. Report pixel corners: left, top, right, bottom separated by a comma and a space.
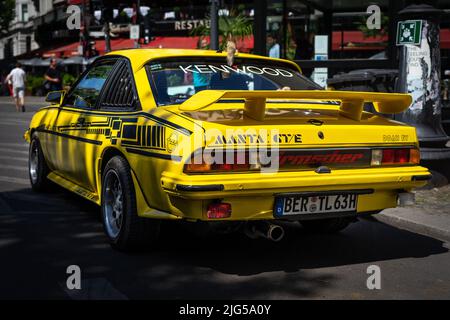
56, 59, 118, 191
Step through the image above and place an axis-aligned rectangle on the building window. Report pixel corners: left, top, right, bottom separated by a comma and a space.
22, 4, 29, 22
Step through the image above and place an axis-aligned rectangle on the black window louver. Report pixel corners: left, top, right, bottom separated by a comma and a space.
101, 61, 136, 109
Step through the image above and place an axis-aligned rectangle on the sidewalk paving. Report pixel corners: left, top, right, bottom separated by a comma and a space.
374, 185, 450, 242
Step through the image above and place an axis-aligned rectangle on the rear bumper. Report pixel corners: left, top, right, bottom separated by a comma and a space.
161, 166, 430, 199
160, 166, 431, 221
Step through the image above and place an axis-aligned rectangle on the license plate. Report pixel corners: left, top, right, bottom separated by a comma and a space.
274, 194, 358, 216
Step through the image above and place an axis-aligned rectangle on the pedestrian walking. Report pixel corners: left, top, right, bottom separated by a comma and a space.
4, 62, 26, 112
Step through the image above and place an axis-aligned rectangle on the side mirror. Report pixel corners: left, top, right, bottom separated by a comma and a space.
45, 90, 65, 105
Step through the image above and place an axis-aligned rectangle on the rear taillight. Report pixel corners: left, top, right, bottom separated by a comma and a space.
410, 148, 421, 164
184, 150, 255, 174
207, 203, 232, 219
185, 162, 252, 173
371, 148, 420, 166
184, 147, 420, 173
184, 163, 212, 173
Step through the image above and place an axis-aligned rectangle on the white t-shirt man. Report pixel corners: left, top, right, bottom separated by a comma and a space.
7, 67, 26, 98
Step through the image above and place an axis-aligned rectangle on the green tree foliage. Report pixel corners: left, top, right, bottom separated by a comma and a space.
26, 75, 44, 94
191, 14, 253, 50
359, 14, 389, 39
0, 0, 15, 36
62, 73, 76, 86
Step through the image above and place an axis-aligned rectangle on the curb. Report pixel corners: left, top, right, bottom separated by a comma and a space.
373, 211, 450, 242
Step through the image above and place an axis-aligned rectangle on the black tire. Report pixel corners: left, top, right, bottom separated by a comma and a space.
300, 217, 353, 234
101, 156, 160, 251
29, 134, 51, 192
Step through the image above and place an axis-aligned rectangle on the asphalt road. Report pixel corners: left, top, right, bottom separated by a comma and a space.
0, 96, 450, 300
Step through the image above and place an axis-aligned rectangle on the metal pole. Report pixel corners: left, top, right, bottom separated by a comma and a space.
82, 0, 92, 58
80, 0, 86, 57
282, 0, 287, 59
396, 4, 450, 161
253, 0, 267, 55
105, 21, 111, 53
387, 0, 402, 62
210, 0, 219, 50
323, 10, 333, 59
103, 1, 111, 53
134, 0, 141, 48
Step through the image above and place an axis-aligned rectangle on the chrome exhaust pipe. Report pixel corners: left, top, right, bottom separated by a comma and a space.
244, 221, 285, 242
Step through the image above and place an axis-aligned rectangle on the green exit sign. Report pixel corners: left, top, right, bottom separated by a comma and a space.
397, 20, 423, 45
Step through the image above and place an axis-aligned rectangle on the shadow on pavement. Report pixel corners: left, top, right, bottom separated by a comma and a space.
421, 159, 450, 189
0, 187, 448, 299
159, 217, 448, 274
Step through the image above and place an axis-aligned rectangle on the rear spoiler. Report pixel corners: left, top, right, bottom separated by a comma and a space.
179, 90, 412, 121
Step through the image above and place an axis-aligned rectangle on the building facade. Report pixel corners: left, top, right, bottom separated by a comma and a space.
0, 0, 39, 60
0, 0, 449, 69
0, 0, 73, 60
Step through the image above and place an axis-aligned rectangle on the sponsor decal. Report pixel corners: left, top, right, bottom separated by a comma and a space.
213, 133, 268, 145
167, 131, 179, 153
279, 150, 368, 166
209, 132, 302, 146
383, 134, 410, 142
74, 187, 96, 200
178, 64, 294, 78
275, 133, 302, 144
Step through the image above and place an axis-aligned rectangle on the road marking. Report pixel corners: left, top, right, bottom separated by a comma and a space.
0, 155, 27, 162
0, 164, 26, 171
0, 176, 29, 185
0, 142, 28, 149
0, 118, 31, 123
0, 148, 28, 155
0, 120, 30, 126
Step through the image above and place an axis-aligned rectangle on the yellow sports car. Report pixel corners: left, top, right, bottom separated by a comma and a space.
25, 49, 431, 251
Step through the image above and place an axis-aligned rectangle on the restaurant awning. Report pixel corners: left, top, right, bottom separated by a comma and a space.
62, 56, 88, 65
20, 57, 45, 66
41, 36, 254, 59
42, 42, 81, 58
19, 57, 63, 67
142, 36, 253, 52
42, 39, 135, 58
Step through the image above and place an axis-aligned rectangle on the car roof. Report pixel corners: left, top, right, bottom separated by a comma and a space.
104, 48, 302, 73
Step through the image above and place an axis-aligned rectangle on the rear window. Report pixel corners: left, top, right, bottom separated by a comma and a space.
146, 57, 321, 106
